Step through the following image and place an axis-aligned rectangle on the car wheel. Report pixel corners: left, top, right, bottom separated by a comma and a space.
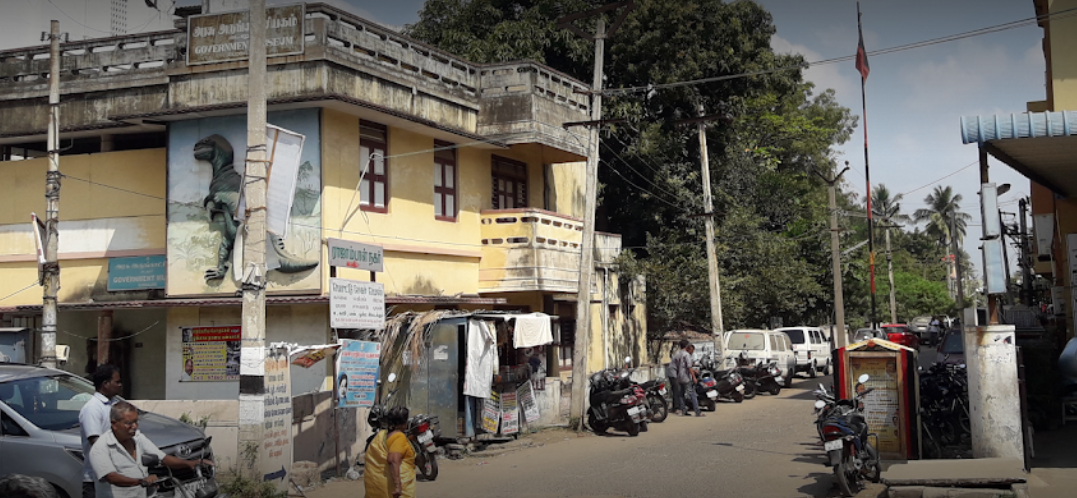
809, 361, 818, 378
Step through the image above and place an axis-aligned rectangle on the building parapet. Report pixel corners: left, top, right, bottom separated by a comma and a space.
0, 3, 590, 158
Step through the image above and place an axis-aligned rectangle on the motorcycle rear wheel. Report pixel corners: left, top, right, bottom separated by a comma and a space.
639, 421, 649, 432
417, 452, 439, 481
732, 392, 744, 403
834, 454, 858, 497
768, 384, 781, 396
625, 421, 641, 437
648, 396, 668, 423
705, 399, 717, 411
587, 410, 609, 435
742, 382, 757, 400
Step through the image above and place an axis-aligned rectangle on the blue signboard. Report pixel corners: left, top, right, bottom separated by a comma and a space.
335, 340, 381, 408
108, 255, 166, 291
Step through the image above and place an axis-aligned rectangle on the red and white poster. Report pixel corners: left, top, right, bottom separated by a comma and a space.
180, 325, 241, 382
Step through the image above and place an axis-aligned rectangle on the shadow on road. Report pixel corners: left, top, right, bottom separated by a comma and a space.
798, 471, 837, 498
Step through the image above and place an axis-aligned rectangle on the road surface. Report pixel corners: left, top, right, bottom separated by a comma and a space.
311, 375, 840, 498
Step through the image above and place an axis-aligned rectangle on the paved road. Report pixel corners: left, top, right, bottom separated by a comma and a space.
312, 375, 840, 498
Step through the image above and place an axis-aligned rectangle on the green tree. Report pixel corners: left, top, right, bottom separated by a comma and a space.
871, 184, 909, 224
913, 185, 972, 247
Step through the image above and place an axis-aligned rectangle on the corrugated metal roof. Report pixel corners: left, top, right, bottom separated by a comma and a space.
960, 111, 1077, 144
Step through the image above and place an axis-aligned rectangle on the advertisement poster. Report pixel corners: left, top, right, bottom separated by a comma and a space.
180, 326, 241, 382
517, 381, 540, 424
335, 340, 381, 408
166, 109, 321, 296
482, 392, 500, 433
261, 348, 292, 491
500, 390, 519, 435
847, 355, 904, 455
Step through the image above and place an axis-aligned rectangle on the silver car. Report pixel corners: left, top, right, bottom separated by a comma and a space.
0, 364, 216, 498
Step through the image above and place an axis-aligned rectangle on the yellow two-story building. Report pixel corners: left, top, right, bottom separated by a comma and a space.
0, 1, 645, 438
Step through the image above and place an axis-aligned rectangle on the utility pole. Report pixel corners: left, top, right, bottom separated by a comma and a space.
815, 163, 849, 348
41, 20, 64, 368
1018, 198, 1033, 305
952, 215, 964, 307
885, 219, 897, 324
697, 104, 726, 363
238, 0, 268, 477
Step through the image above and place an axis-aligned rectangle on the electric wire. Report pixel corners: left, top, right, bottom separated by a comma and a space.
899, 160, 979, 197
597, 6, 1077, 97
0, 281, 38, 303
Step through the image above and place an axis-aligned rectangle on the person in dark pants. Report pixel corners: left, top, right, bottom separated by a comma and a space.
667, 342, 686, 415
684, 344, 703, 417
79, 365, 123, 498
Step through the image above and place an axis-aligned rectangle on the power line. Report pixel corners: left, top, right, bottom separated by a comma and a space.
600, 140, 694, 205
0, 281, 38, 303
899, 161, 978, 197
598, 6, 1077, 97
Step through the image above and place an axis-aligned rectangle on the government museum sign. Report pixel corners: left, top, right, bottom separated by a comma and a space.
187, 4, 305, 65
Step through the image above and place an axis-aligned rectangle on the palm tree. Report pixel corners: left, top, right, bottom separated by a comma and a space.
912, 185, 972, 247
871, 184, 909, 224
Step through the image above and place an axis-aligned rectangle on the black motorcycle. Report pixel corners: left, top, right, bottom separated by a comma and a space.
587, 370, 648, 436
639, 378, 669, 423
817, 374, 882, 497
738, 360, 783, 398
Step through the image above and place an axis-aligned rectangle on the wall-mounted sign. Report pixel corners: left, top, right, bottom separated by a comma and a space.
180, 325, 241, 382
329, 278, 385, 329
108, 255, 166, 291
328, 238, 384, 272
187, 4, 305, 66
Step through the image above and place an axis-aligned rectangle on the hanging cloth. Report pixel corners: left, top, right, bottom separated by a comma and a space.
513, 313, 553, 348
464, 319, 497, 398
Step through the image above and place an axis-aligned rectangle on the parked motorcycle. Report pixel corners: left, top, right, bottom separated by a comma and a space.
737, 356, 783, 398
639, 378, 669, 423
366, 373, 442, 481
816, 374, 882, 497
142, 446, 223, 498
587, 369, 648, 436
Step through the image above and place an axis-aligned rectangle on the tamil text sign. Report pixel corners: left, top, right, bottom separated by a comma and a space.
180, 325, 241, 382
328, 238, 384, 272
329, 278, 385, 329
187, 4, 304, 66
108, 255, 166, 291
336, 340, 381, 408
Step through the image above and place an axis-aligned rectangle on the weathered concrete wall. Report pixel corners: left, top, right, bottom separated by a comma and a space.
964, 324, 1024, 460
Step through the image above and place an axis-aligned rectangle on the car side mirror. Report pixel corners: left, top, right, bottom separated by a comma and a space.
387, 373, 397, 383
857, 373, 870, 383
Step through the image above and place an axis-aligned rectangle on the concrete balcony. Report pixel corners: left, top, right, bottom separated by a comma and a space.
478, 208, 584, 294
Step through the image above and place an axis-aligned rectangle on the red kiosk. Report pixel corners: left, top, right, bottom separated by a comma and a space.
834, 338, 920, 460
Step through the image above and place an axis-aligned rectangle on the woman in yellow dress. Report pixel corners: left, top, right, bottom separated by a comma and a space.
364, 407, 416, 498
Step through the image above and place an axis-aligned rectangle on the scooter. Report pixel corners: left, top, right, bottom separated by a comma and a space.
587, 369, 647, 436
738, 357, 783, 398
365, 373, 441, 481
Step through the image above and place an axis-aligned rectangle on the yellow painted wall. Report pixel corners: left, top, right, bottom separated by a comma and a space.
320, 109, 559, 297
1049, 0, 1077, 110
547, 161, 586, 218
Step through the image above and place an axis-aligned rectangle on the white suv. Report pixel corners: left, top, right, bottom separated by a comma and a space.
776, 327, 832, 378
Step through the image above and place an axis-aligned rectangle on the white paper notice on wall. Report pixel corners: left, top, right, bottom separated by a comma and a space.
266, 124, 306, 238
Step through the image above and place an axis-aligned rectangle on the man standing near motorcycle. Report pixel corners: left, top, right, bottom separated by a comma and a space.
683, 344, 703, 417
667, 341, 687, 415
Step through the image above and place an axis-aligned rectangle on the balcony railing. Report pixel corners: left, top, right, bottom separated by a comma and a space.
478, 208, 584, 294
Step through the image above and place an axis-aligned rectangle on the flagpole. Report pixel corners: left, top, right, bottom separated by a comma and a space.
857, 1, 878, 329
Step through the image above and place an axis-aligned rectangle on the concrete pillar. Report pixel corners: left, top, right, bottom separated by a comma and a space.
964, 323, 1024, 460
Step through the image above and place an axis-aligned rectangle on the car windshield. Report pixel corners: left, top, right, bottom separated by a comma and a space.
727, 333, 766, 351
0, 374, 95, 430
941, 333, 964, 354
784, 329, 805, 344
854, 330, 878, 340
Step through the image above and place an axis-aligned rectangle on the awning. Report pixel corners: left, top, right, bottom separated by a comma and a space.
959, 110, 1077, 196
0, 294, 506, 313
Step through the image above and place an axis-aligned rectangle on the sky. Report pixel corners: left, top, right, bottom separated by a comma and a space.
0, 0, 1048, 279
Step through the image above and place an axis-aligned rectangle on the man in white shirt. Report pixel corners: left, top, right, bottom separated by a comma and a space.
79, 365, 123, 498
89, 402, 210, 498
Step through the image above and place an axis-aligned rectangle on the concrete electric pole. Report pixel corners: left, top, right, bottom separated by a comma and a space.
238, 0, 268, 476
559, 1, 634, 431
885, 220, 897, 324
696, 104, 726, 364
815, 164, 849, 348
41, 20, 64, 369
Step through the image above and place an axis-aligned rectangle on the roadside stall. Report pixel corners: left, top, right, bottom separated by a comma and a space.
834, 338, 920, 460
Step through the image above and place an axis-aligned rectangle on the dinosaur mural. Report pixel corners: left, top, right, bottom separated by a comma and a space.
167, 109, 323, 295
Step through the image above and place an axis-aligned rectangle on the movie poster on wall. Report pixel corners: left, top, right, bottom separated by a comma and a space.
180, 326, 241, 382
847, 355, 904, 456
166, 108, 322, 296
